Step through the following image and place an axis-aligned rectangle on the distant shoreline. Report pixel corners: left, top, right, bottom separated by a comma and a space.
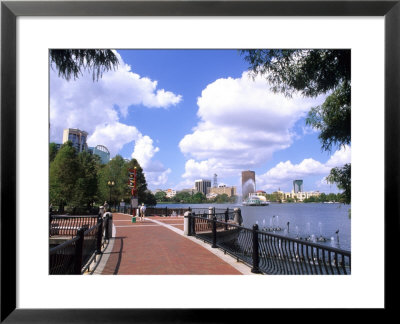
154, 201, 346, 205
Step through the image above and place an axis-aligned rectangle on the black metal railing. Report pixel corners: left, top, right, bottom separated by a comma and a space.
256, 229, 350, 275
115, 205, 133, 214
109, 206, 237, 219
190, 208, 236, 222
49, 214, 112, 274
191, 207, 235, 218
188, 214, 351, 275
49, 236, 80, 274
144, 207, 190, 216
80, 222, 102, 273
49, 215, 98, 237
187, 211, 235, 245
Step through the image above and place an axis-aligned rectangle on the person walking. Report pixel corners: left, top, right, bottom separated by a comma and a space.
139, 203, 146, 222
104, 201, 109, 212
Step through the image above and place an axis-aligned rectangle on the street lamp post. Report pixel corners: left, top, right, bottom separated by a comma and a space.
128, 167, 137, 216
107, 180, 115, 209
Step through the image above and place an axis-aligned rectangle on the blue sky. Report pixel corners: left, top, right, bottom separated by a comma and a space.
50, 49, 350, 194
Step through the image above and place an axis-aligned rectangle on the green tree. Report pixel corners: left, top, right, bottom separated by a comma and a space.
97, 156, 155, 206
241, 49, 351, 203
50, 49, 119, 81
97, 155, 126, 206
173, 191, 191, 203
49, 141, 80, 211
318, 193, 327, 202
155, 191, 167, 202
125, 159, 153, 205
306, 82, 350, 151
229, 195, 239, 203
327, 164, 351, 204
141, 190, 157, 206
71, 151, 99, 208
191, 192, 206, 204
326, 193, 337, 202
49, 142, 59, 162
270, 192, 280, 202
215, 194, 229, 203
304, 196, 317, 203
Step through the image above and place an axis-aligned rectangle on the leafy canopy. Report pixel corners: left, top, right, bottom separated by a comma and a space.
241, 49, 351, 203
50, 49, 119, 81
241, 49, 350, 98
49, 144, 156, 210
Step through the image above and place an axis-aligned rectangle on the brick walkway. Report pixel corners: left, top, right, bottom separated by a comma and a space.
99, 213, 244, 275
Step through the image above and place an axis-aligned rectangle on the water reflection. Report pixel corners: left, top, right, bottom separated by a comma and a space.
241, 203, 350, 251
156, 202, 351, 251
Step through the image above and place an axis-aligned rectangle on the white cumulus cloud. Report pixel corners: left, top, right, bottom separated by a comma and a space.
326, 145, 351, 167
130, 134, 171, 187
50, 50, 180, 188
88, 122, 140, 157
50, 51, 182, 144
257, 145, 351, 191
179, 71, 325, 183
131, 135, 160, 169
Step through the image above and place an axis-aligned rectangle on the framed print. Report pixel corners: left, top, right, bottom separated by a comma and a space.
1, 0, 399, 321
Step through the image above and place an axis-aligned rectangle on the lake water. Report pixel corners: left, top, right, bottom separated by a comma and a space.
156, 202, 351, 251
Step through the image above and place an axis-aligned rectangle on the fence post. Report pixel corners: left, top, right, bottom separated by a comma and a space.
188, 213, 192, 236
234, 208, 243, 225
165, 206, 168, 217
49, 211, 53, 236
74, 228, 85, 274
208, 207, 213, 220
96, 217, 103, 255
108, 213, 113, 238
251, 224, 262, 274
192, 212, 196, 235
104, 214, 110, 240
184, 211, 191, 236
212, 216, 217, 248
224, 208, 229, 230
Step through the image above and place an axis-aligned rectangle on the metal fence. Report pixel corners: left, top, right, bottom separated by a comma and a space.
144, 207, 189, 216
80, 222, 102, 273
115, 205, 133, 214
49, 214, 112, 274
188, 214, 351, 275
109, 206, 237, 219
49, 215, 98, 237
49, 236, 80, 274
191, 208, 236, 222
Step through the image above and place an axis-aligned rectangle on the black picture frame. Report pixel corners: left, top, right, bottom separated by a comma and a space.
1, 0, 398, 322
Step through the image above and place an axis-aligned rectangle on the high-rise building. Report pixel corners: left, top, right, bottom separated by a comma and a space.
293, 180, 303, 193
88, 145, 110, 164
195, 179, 211, 196
213, 174, 218, 188
62, 128, 88, 153
242, 170, 256, 200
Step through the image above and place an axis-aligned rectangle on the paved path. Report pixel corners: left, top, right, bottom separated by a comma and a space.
97, 213, 252, 275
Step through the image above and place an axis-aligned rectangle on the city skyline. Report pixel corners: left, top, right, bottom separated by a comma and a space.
152, 177, 320, 196
50, 49, 351, 194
